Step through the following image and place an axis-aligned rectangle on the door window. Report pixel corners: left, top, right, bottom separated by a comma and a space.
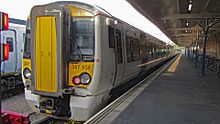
6, 37, 13, 52
115, 29, 123, 64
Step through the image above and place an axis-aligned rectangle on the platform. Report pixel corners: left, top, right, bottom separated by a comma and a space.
101, 54, 220, 124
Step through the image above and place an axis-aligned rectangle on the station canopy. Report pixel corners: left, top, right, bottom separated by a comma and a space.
127, 0, 220, 47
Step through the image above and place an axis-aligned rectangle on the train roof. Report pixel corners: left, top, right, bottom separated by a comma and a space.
8, 18, 26, 30
36, 1, 112, 17
9, 18, 26, 25
32, 1, 169, 45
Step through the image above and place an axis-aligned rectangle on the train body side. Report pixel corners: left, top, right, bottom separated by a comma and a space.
69, 14, 175, 120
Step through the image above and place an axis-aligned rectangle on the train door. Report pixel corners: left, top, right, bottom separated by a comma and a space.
113, 23, 124, 86
1, 30, 16, 73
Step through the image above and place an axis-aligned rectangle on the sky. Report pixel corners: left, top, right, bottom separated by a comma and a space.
0, 0, 176, 46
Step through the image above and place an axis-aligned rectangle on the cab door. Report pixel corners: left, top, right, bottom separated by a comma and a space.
31, 6, 71, 96
1, 30, 16, 74
113, 23, 124, 86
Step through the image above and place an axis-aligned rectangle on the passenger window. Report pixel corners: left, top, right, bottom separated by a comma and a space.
6, 37, 14, 52
115, 29, 123, 64
132, 39, 140, 61
153, 43, 156, 58
108, 26, 115, 48
126, 36, 141, 62
147, 40, 153, 60
126, 36, 132, 62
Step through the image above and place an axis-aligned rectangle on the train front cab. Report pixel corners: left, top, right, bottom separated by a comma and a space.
22, 2, 126, 121
22, 3, 101, 120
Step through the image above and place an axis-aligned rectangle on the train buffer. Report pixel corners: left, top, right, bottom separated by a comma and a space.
1, 109, 31, 124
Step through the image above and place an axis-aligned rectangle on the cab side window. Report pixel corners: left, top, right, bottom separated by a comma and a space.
108, 26, 115, 48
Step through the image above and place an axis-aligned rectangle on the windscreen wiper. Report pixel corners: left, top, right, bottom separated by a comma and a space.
69, 36, 84, 62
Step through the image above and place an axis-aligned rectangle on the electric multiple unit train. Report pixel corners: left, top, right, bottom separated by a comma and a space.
22, 1, 175, 121
1, 19, 26, 76
1, 19, 25, 91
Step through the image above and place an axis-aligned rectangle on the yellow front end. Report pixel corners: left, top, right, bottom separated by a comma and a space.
35, 16, 57, 93
23, 2, 96, 119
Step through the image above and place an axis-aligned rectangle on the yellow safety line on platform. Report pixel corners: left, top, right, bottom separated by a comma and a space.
167, 54, 182, 73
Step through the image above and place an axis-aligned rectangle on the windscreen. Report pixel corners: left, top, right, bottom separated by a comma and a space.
69, 17, 94, 62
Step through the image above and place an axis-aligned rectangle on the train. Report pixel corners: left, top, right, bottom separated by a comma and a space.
22, 1, 175, 121
1, 18, 25, 91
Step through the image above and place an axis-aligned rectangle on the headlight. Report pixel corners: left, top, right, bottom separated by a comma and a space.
23, 68, 31, 79
80, 73, 91, 85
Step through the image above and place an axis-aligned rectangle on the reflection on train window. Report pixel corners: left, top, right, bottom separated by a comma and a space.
115, 29, 123, 64
70, 17, 94, 61
6, 37, 14, 52
109, 26, 115, 48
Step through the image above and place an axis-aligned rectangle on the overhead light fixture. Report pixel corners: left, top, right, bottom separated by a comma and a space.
188, 0, 193, 11
186, 21, 189, 26
188, 4, 192, 11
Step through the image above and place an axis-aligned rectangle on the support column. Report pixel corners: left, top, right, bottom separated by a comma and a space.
201, 19, 209, 76
202, 31, 208, 76
195, 28, 199, 67
188, 47, 190, 58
